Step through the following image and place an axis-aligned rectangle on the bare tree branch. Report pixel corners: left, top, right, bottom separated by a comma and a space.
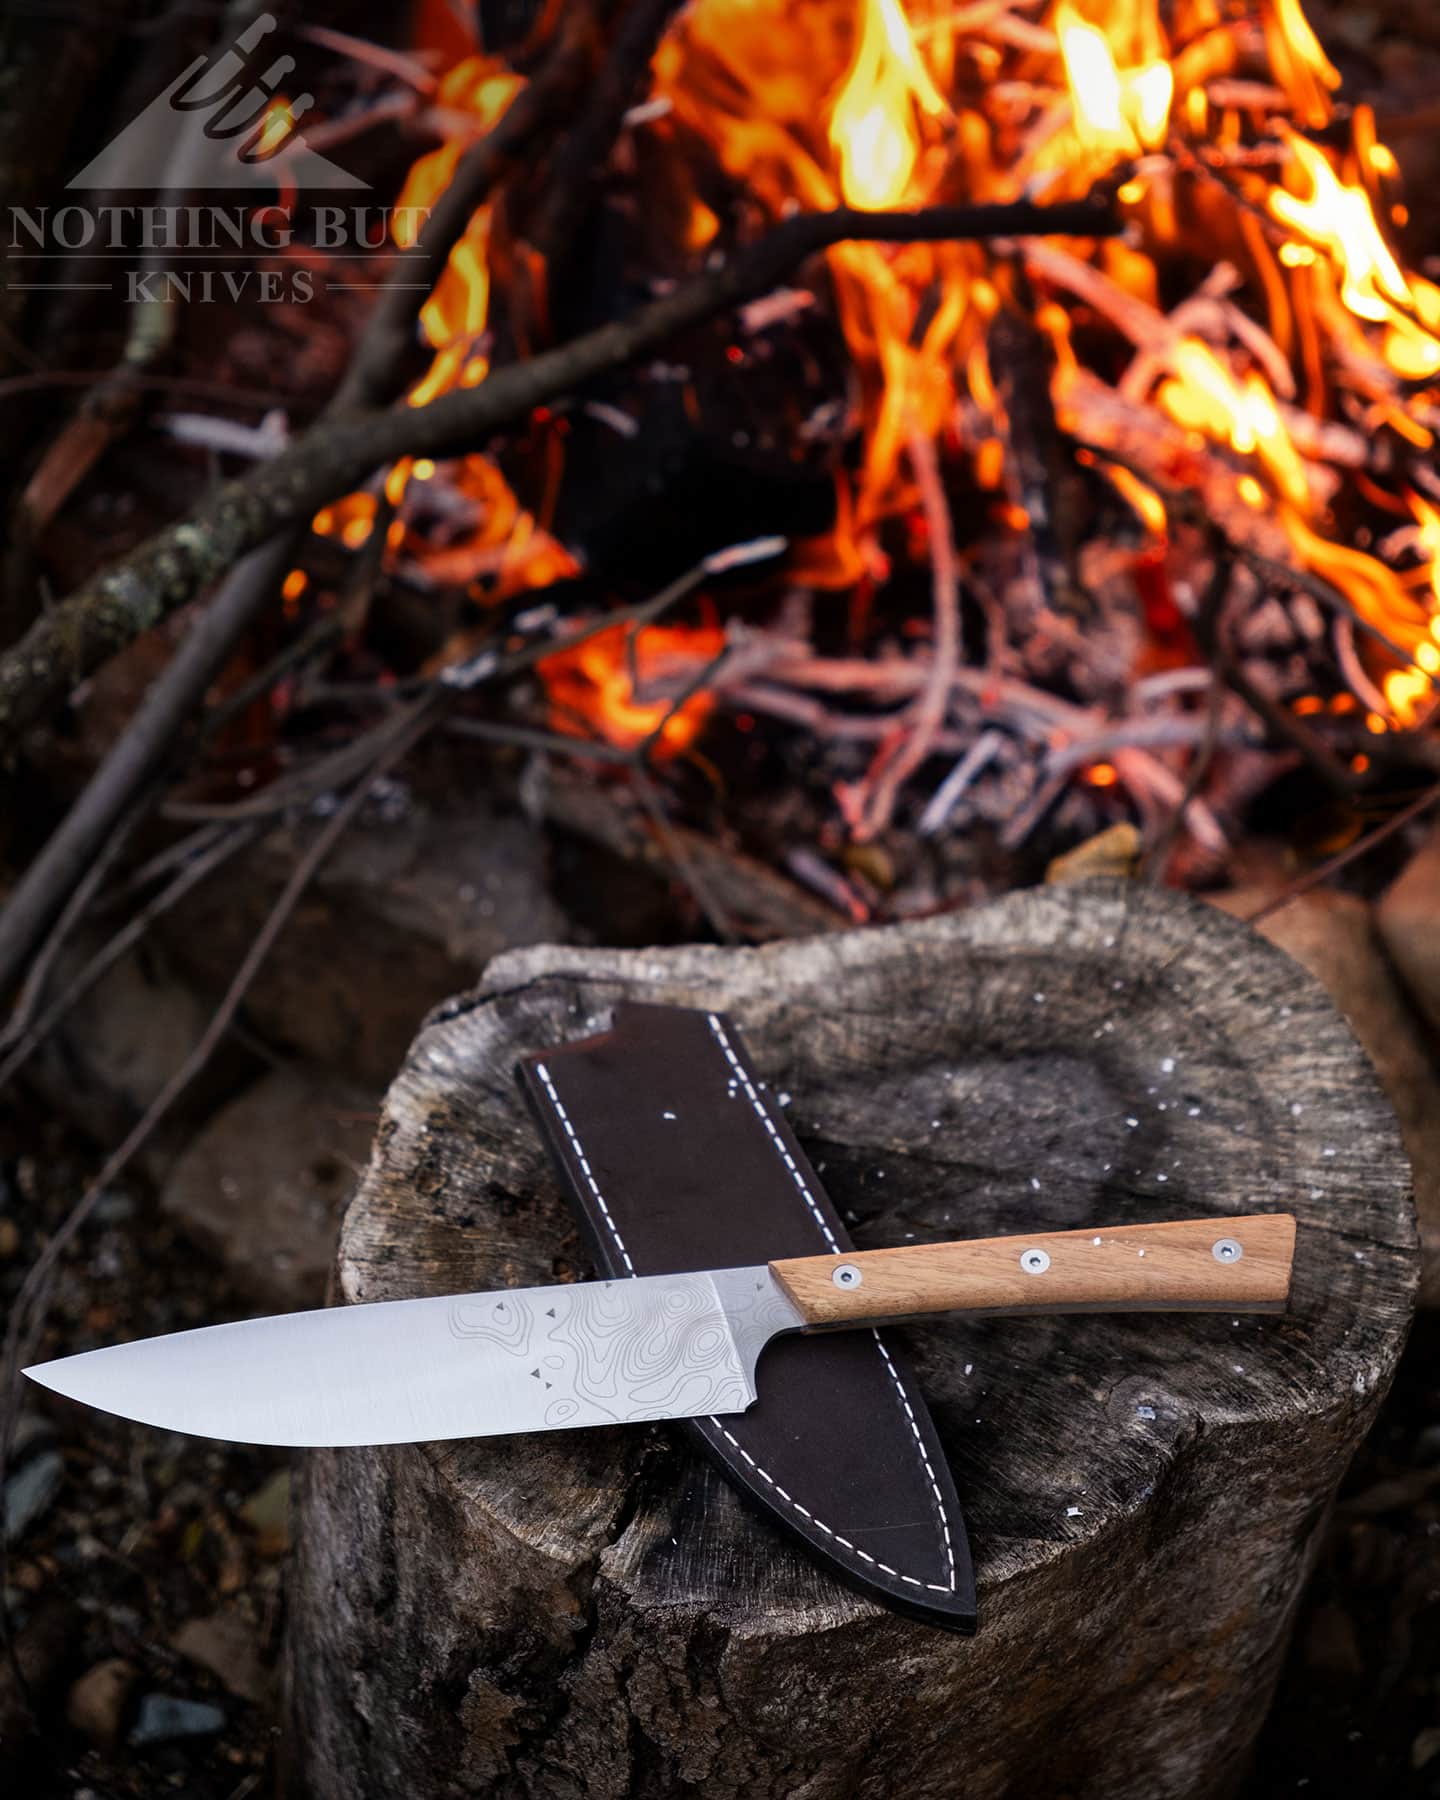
0, 198, 1116, 754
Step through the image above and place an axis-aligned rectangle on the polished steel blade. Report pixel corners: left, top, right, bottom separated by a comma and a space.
23, 1267, 803, 1448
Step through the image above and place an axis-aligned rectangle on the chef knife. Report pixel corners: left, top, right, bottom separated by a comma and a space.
24, 1214, 1295, 1447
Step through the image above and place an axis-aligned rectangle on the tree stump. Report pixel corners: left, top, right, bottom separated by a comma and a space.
286, 882, 1416, 1800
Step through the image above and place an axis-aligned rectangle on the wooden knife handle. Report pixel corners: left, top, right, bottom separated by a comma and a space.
770, 1215, 1297, 1328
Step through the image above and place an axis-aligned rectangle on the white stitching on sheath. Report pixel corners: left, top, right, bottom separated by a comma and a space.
533, 1063, 636, 1276
705, 1012, 956, 1595
707, 1018, 843, 1253
533, 1028, 957, 1597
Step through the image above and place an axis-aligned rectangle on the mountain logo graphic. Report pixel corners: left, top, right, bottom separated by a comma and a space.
68, 14, 366, 191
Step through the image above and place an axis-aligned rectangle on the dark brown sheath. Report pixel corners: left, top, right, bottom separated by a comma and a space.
519, 1000, 976, 1632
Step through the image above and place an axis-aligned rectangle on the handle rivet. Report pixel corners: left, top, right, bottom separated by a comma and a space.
832, 1263, 863, 1289
1020, 1248, 1051, 1275
1212, 1237, 1243, 1263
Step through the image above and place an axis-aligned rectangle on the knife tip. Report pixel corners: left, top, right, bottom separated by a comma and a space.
21, 1359, 77, 1394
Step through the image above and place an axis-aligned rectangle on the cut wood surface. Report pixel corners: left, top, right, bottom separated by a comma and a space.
287, 881, 1416, 1800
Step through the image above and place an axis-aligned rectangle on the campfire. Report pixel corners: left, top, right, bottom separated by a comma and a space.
4, 0, 1440, 957
246, 0, 1437, 904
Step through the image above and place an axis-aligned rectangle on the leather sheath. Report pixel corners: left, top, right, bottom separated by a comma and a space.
519, 1001, 976, 1631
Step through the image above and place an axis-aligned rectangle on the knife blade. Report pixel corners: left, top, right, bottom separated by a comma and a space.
24, 1214, 1295, 1447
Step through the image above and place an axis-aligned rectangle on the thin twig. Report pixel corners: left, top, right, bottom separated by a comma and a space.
999, 765, 1070, 850
629, 764, 738, 942
851, 428, 964, 839
528, 0, 684, 292
90, 821, 230, 917
1142, 670, 1226, 881
635, 640, 732, 763
1242, 781, 1440, 928
0, 795, 145, 1052
1143, 544, 1233, 880
0, 822, 258, 1096
198, 610, 349, 742
0, 699, 435, 1685
443, 715, 635, 762
332, 3, 596, 412
918, 729, 1006, 837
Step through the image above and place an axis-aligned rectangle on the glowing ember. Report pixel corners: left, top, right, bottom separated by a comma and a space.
312, 493, 377, 545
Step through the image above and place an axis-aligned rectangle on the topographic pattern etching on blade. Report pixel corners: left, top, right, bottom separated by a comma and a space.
449, 1271, 764, 1425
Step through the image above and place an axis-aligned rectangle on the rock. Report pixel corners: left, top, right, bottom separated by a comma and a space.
240, 1470, 290, 1558
1211, 885, 1440, 1306
159, 802, 570, 1088
171, 1609, 268, 1704
3, 1450, 63, 1543
11, 1412, 56, 1457
160, 1069, 378, 1307
23, 935, 253, 1158
1377, 822, 1440, 1038
1413, 1727, 1440, 1772
65, 1658, 137, 1748
91, 1189, 136, 1223
1046, 821, 1141, 883
0, 1598, 80, 1746
128, 1693, 226, 1747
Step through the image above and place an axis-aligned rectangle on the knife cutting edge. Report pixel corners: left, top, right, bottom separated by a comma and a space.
24, 1214, 1295, 1448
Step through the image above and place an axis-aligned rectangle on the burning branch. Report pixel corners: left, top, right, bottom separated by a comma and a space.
0, 196, 1117, 755
526, 0, 689, 300
9, 0, 1439, 998
844, 428, 963, 839
332, 3, 598, 413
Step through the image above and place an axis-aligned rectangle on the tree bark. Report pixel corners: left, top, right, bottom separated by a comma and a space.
287, 881, 1417, 1800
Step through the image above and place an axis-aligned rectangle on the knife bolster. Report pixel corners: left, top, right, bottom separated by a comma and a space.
770, 1214, 1297, 1327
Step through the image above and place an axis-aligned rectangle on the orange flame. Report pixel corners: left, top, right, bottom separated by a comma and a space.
541, 625, 726, 752
382, 0, 1440, 758
1269, 128, 1440, 381
1056, 4, 1172, 160
1263, 0, 1340, 129
828, 0, 945, 209
1153, 340, 1310, 513
357, 56, 577, 609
